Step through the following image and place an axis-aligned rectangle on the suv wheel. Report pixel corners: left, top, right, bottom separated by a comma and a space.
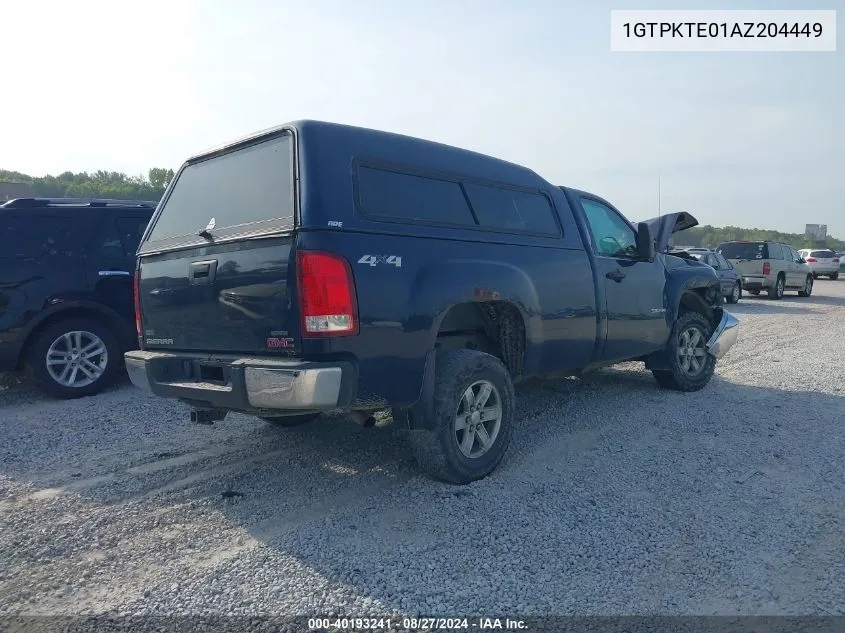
260, 413, 320, 427
798, 275, 813, 297
830, 273, 839, 280
767, 274, 785, 300
407, 349, 514, 485
27, 317, 119, 399
651, 311, 716, 392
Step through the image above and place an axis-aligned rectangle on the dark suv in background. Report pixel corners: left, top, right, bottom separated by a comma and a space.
0, 198, 157, 398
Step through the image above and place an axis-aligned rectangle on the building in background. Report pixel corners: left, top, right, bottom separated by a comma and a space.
805, 223, 828, 241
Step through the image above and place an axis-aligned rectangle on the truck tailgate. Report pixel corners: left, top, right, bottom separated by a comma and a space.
138, 237, 298, 353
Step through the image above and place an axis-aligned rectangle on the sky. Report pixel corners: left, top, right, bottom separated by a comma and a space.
2, 0, 843, 236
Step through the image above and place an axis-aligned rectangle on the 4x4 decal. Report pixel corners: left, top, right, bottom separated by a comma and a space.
358, 255, 402, 268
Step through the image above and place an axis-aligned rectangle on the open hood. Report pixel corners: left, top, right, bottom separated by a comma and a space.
640, 212, 699, 253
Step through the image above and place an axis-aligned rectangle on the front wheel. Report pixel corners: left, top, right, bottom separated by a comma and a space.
798, 275, 813, 297
651, 311, 716, 392
26, 317, 119, 399
407, 349, 515, 485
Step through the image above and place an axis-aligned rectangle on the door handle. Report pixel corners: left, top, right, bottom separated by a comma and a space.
188, 259, 218, 285
606, 269, 626, 282
98, 270, 131, 277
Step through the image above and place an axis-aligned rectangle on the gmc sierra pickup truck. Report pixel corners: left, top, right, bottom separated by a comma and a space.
125, 120, 740, 484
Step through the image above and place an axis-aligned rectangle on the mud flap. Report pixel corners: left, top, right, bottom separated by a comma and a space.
392, 348, 437, 430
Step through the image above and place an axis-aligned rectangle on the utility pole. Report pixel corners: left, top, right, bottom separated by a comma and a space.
658, 171, 662, 218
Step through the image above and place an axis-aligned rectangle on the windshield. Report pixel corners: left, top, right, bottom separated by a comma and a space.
718, 242, 766, 260
146, 133, 295, 243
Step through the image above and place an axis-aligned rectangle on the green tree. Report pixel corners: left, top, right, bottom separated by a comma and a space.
148, 167, 175, 190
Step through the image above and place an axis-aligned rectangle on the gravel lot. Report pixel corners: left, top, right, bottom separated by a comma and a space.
1, 281, 844, 619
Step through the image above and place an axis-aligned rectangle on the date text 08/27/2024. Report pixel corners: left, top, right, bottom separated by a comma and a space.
307, 617, 527, 631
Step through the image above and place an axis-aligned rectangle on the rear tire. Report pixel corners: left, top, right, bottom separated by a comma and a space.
26, 317, 120, 399
798, 275, 813, 297
651, 311, 716, 392
767, 274, 785, 300
725, 282, 741, 304
830, 273, 839, 280
261, 413, 320, 427
407, 349, 515, 485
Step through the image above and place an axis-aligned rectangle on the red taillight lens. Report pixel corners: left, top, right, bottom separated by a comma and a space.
762, 262, 771, 275
133, 270, 143, 339
834, 258, 840, 263
296, 251, 358, 337
805, 257, 817, 262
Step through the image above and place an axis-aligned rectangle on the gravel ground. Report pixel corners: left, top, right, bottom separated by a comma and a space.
1, 281, 844, 619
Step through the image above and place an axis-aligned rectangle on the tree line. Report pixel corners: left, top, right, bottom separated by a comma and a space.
671, 225, 844, 252
0, 167, 175, 201
2, 167, 842, 250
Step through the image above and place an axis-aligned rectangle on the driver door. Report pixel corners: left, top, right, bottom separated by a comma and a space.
579, 197, 670, 362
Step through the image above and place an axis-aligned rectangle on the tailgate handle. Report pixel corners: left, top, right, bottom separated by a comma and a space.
189, 260, 218, 285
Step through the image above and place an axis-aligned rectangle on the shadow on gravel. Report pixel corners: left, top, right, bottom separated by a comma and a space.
206, 368, 845, 616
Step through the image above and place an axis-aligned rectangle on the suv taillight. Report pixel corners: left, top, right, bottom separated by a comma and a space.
806, 257, 817, 263
762, 262, 771, 275
133, 270, 143, 340
296, 251, 358, 337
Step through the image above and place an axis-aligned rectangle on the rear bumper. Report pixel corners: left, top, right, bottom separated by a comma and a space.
810, 265, 839, 275
740, 276, 767, 290
706, 310, 740, 360
124, 350, 355, 413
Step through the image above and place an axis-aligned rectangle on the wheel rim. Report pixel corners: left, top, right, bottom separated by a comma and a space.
732, 283, 740, 302
677, 326, 707, 376
805, 277, 813, 294
46, 330, 108, 388
454, 380, 502, 459
777, 278, 784, 296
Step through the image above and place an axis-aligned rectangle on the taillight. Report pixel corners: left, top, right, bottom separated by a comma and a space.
834, 258, 840, 263
133, 270, 143, 339
762, 262, 771, 275
296, 251, 358, 337
806, 257, 817, 263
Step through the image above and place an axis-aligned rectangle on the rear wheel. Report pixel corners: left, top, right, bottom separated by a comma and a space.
407, 349, 514, 485
651, 311, 716, 392
798, 275, 813, 297
26, 317, 119, 399
261, 413, 320, 427
726, 282, 741, 304
767, 274, 785, 300
830, 273, 839, 280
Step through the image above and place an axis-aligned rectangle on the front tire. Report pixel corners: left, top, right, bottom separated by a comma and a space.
26, 317, 119, 399
407, 349, 515, 485
767, 274, 785, 300
651, 311, 716, 392
798, 275, 813, 297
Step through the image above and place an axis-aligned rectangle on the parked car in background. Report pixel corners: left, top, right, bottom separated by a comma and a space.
676, 249, 743, 304
717, 240, 814, 299
0, 197, 157, 398
124, 119, 739, 484
797, 249, 840, 280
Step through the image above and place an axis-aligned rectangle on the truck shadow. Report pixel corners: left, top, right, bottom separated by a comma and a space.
199, 368, 845, 616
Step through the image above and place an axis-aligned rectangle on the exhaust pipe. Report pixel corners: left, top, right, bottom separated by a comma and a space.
350, 411, 376, 428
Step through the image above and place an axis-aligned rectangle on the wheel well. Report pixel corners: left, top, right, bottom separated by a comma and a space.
435, 301, 526, 380
19, 307, 127, 367
679, 289, 715, 322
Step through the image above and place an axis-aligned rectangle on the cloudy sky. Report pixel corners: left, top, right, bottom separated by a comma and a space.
2, 0, 842, 236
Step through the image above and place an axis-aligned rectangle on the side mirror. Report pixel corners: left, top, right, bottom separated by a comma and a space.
636, 222, 655, 260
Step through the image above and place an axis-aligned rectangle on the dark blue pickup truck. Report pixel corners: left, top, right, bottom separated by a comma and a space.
125, 120, 740, 484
